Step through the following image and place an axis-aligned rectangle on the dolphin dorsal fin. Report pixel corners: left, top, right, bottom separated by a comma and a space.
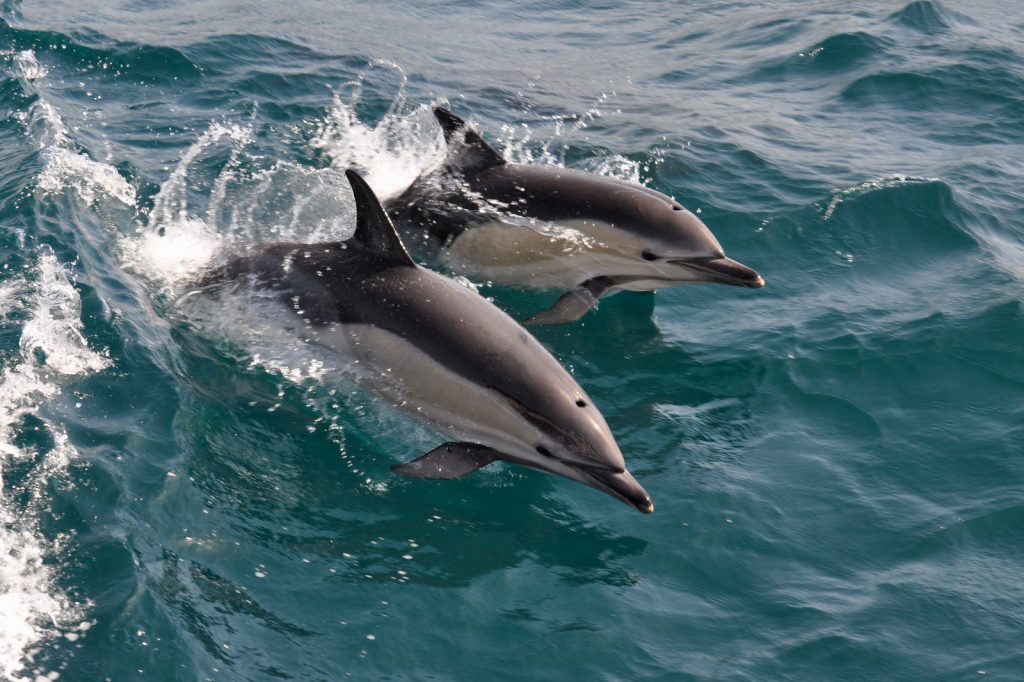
433, 106, 506, 173
345, 169, 415, 266
433, 106, 467, 143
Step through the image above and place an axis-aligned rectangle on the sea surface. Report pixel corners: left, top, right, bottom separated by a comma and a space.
0, 1, 1021, 680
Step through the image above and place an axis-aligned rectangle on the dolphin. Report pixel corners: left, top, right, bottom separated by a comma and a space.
192, 170, 653, 513
386, 107, 764, 324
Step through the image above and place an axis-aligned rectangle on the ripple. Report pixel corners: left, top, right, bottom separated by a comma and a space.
888, 0, 956, 33
751, 31, 894, 82
840, 64, 1024, 131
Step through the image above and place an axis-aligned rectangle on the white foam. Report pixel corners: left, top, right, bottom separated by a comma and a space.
126, 216, 223, 289
18, 256, 110, 377
12, 50, 47, 83
17, 98, 71, 151
0, 252, 109, 680
35, 145, 136, 207
313, 98, 445, 199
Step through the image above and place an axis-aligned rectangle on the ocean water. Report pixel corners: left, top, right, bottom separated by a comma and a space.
0, 0, 1021, 679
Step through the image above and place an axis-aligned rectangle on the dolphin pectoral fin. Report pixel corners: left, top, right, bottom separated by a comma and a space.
523, 277, 614, 326
523, 290, 596, 326
391, 442, 500, 480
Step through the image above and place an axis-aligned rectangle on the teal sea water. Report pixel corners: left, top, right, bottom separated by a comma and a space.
1, 0, 1022, 679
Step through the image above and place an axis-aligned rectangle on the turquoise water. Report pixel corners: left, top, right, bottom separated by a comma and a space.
1, 0, 1022, 679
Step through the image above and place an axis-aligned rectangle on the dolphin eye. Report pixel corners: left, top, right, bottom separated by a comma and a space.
672, 205, 683, 211
641, 250, 659, 262
575, 399, 587, 407
536, 445, 553, 457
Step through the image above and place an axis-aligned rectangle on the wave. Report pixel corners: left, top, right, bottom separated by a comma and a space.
819, 176, 979, 257
841, 65, 1024, 121
0, 19, 203, 86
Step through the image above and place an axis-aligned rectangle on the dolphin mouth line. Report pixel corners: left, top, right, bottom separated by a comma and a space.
512, 456, 652, 512
576, 465, 654, 514
668, 256, 765, 288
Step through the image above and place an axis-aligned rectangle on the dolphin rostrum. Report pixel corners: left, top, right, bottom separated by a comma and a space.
193, 170, 653, 513
386, 107, 764, 324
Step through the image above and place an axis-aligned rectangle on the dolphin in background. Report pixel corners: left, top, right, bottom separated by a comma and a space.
387, 107, 764, 325
192, 170, 653, 513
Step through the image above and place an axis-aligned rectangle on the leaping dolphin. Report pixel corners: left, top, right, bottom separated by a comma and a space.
192, 170, 653, 513
386, 107, 764, 325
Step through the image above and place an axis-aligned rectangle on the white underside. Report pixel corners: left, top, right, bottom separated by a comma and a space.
441, 219, 693, 291
312, 322, 549, 466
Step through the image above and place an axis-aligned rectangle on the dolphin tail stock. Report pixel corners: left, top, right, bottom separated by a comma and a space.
523, 277, 615, 326
432, 106, 506, 173
391, 442, 502, 480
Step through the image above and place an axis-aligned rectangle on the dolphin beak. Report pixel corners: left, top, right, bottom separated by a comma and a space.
671, 256, 765, 288
580, 467, 654, 513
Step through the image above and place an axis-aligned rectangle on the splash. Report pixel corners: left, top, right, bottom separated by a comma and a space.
312, 61, 447, 200
575, 154, 643, 184
173, 285, 397, 487
130, 216, 224, 288
124, 123, 253, 289
496, 118, 568, 166
492, 90, 649, 185
497, 117, 644, 184
318, 76, 647, 190
147, 123, 255, 233
0, 252, 109, 681
125, 121, 361, 291
176, 283, 340, 384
